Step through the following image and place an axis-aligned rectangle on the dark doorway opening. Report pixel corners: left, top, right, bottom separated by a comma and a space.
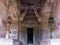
27, 28, 33, 44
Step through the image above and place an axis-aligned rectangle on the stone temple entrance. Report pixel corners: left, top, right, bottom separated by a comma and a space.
19, 24, 40, 45
27, 28, 33, 44
19, 9, 40, 45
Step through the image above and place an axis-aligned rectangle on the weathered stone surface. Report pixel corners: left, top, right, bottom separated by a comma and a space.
0, 0, 8, 38
1, 0, 60, 45
40, 39, 50, 45
52, 0, 60, 39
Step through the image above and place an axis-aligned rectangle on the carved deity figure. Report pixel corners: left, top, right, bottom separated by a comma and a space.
6, 16, 12, 39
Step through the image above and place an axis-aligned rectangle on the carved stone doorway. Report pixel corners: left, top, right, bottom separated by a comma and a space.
20, 24, 40, 45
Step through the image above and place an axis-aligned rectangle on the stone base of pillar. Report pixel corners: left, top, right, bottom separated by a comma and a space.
13, 40, 20, 45
40, 39, 50, 45
52, 31, 60, 39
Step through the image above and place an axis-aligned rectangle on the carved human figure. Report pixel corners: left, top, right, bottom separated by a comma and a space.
6, 16, 12, 38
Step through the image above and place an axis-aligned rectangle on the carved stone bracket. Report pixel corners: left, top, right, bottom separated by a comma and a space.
19, 7, 41, 23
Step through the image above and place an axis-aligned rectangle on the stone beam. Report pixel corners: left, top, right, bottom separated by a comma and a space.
19, 8, 29, 22
33, 8, 41, 22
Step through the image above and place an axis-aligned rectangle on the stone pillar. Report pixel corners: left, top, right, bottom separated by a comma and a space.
52, 0, 60, 38
40, 0, 52, 45
0, 0, 8, 38
7, 0, 20, 45
40, 17, 50, 45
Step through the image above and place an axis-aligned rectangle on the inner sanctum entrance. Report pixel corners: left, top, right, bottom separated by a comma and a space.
19, 24, 40, 45
27, 28, 33, 44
